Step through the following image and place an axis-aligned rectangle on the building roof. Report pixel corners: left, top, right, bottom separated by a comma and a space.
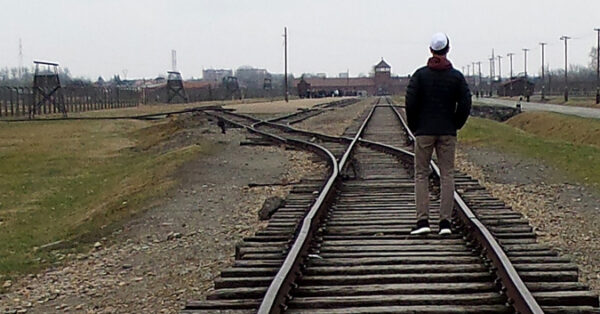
375, 59, 391, 69
294, 77, 375, 88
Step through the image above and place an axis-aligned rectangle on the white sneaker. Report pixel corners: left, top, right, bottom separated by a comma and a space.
439, 228, 452, 235
410, 220, 431, 235
439, 220, 452, 235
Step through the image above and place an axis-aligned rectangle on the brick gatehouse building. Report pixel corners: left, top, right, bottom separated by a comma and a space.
295, 59, 409, 97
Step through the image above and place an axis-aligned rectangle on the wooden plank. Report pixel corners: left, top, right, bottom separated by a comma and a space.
299, 272, 494, 285
309, 256, 481, 266
294, 282, 496, 297
185, 299, 260, 310
527, 282, 589, 292
286, 305, 514, 314
305, 264, 487, 276
288, 292, 506, 307
542, 306, 600, 314
534, 291, 600, 307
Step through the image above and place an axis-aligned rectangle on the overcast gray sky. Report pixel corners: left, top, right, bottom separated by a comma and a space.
1, 0, 599, 80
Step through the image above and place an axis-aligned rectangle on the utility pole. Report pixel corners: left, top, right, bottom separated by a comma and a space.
595, 28, 600, 104
540, 42, 547, 100
283, 27, 288, 102
477, 61, 482, 97
18, 38, 23, 79
507, 53, 514, 97
560, 35, 570, 102
489, 57, 494, 96
522, 48, 530, 99
497, 55, 503, 81
522, 48, 529, 78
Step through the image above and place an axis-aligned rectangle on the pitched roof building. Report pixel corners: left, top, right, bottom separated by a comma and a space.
294, 59, 409, 97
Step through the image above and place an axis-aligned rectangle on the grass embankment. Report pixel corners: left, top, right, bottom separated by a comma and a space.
0, 117, 205, 278
459, 112, 600, 188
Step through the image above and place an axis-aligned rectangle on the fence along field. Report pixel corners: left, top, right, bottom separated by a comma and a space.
0, 86, 140, 118
0, 83, 269, 119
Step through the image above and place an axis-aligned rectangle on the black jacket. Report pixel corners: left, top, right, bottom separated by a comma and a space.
405, 57, 471, 136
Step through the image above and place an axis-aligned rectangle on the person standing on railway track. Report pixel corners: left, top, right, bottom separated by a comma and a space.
406, 32, 472, 235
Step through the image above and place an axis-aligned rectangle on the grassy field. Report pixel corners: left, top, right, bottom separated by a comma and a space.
459, 114, 600, 188
0, 117, 206, 278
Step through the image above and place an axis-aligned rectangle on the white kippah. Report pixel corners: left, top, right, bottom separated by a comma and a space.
430, 32, 449, 51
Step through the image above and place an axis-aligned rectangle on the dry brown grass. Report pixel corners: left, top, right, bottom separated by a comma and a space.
223, 97, 342, 114
0, 117, 204, 276
506, 111, 600, 148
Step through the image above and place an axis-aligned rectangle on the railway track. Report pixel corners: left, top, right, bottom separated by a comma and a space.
185, 97, 600, 313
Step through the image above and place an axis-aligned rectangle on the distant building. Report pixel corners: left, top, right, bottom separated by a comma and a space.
338, 72, 349, 78
294, 58, 408, 97
203, 69, 233, 82
497, 77, 535, 97
235, 67, 269, 89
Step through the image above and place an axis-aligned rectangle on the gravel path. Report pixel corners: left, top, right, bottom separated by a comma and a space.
456, 145, 600, 294
294, 98, 374, 136
223, 97, 341, 114
478, 97, 600, 119
0, 113, 324, 314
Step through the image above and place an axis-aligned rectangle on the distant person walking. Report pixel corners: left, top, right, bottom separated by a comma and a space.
406, 32, 472, 235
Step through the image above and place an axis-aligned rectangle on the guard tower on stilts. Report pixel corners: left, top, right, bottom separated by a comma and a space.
167, 71, 188, 103
223, 76, 241, 100
31, 60, 65, 118
263, 77, 272, 98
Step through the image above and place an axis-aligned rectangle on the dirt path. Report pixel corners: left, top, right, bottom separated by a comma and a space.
478, 97, 600, 119
456, 145, 600, 293
0, 113, 323, 313
294, 98, 374, 136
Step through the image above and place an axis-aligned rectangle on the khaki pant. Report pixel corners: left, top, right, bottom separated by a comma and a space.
414, 135, 456, 222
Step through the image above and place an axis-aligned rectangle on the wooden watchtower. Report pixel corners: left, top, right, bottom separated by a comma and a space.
31, 60, 65, 118
223, 76, 241, 99
167, 71, 188, 103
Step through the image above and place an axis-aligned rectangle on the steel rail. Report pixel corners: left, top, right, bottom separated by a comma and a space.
211, 110, 349, 146
208, 97, 541, 313
386, 98, 544, 314
257, 101, 378, 314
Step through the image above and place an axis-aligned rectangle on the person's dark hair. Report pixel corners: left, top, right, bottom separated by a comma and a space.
430, 42, 450, 56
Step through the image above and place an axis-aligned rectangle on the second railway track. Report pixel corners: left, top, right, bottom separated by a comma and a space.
185, 97, 600, 314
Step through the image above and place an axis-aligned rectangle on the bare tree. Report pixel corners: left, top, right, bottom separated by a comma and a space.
590, 47, 598, 71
